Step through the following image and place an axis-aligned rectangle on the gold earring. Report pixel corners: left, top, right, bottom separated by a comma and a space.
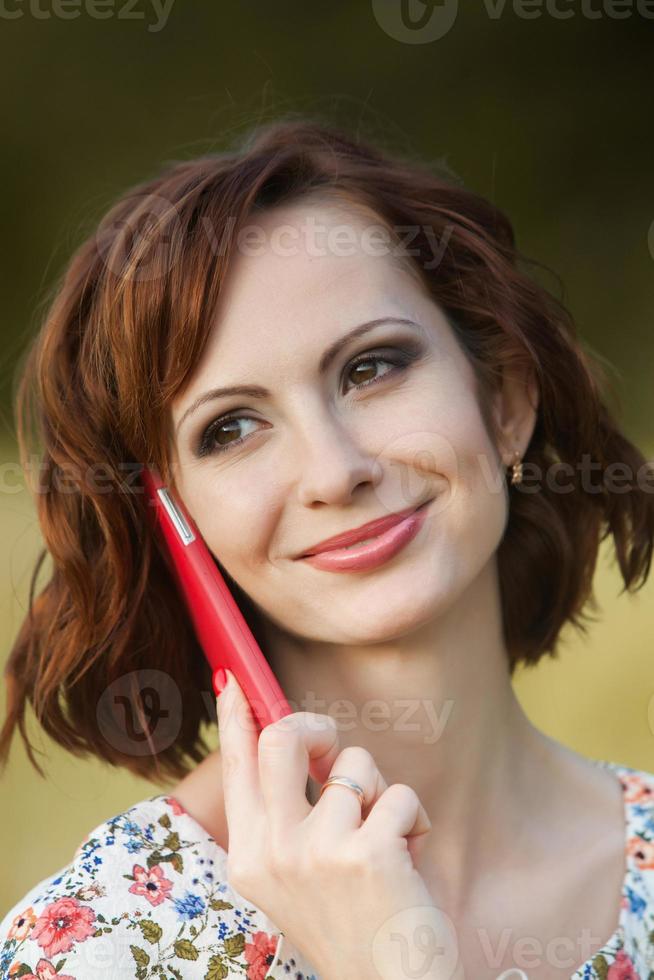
510, 449, 523, 485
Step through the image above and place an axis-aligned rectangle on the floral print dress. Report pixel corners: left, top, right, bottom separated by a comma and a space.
2, 759, 654, 980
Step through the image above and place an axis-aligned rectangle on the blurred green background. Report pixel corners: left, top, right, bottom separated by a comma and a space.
1, 3, 653, 915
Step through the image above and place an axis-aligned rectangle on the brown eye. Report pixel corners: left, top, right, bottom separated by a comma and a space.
348, 359, 381, 385
343, 351, 408, 393
213, 418, 244, 448
197, 415, 263, 457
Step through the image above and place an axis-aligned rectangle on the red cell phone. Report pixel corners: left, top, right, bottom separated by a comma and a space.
139, 464, 293, 732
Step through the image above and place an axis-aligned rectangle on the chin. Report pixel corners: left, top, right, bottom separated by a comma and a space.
343, 591, 442, 645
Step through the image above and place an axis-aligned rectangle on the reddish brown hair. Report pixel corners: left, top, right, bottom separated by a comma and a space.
2, 116, 653, 784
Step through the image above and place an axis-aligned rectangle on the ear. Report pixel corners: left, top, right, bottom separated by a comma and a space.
490, 362, 539, 467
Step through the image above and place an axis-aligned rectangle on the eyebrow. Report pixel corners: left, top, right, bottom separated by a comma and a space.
175, 316, 421, 435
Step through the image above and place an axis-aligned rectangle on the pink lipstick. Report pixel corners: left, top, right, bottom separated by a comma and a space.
299, 499, 432, 572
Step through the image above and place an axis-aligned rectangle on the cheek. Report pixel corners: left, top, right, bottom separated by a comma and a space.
433, 386, 502, 487
378, 388, 500, 505
417, 397, 507, 543
192, 478, 287, 579
447, 424, 508, 562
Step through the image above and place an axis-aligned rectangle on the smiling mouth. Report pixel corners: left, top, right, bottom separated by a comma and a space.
297, 498, 434, 559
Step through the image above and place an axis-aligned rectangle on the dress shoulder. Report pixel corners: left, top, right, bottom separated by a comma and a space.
0, 793, 299, 979
574, 760, 654, 980
614, 762, 654, 977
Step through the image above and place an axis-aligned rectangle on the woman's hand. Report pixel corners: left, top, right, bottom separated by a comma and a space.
215, 669, 462, 980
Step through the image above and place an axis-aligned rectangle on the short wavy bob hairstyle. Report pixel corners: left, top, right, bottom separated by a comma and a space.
2, 116, 653, 785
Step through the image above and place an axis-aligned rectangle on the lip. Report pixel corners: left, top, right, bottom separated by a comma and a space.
296, 498, 433, 573
295, 500, 431, 559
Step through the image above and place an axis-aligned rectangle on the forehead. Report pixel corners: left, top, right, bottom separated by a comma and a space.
218, 199, 419, 324
172, 197, 462, 408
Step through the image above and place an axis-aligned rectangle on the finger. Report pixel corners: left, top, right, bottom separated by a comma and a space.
258, 711, 341, 833
311, 745, 390, 837
359, 782, 432, 846
216, 670, 265, 850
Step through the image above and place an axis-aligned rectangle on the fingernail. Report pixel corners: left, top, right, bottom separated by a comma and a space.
213, 668, 228, 697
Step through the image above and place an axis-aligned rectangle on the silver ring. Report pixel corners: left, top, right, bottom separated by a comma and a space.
318, 775, 366, 808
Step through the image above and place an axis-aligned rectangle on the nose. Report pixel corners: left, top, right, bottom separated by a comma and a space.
294, 404, 381, 508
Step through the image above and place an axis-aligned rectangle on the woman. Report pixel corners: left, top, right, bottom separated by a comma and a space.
1, 117, 653, 980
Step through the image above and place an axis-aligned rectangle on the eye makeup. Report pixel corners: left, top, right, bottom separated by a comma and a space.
189, 331, 426, 460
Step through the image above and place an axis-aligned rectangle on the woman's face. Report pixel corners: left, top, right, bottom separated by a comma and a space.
170, 198, 523, 646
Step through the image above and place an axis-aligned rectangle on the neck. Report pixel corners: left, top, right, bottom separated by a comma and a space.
259, 558, 559, 914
